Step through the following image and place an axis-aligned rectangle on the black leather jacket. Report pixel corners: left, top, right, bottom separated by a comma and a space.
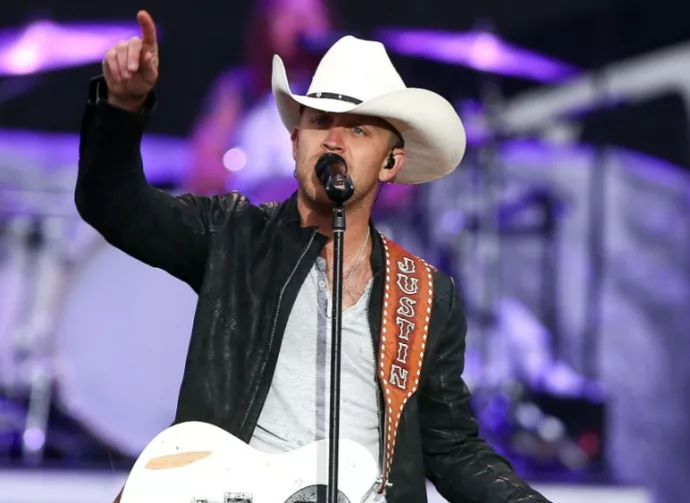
75, 77, 550, 503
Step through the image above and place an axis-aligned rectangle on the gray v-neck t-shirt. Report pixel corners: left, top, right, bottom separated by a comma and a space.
249, 257, 381, 474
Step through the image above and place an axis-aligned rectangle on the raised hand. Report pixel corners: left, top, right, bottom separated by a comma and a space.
102, 10, 159, 111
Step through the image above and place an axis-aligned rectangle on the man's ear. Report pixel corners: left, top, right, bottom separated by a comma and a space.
379, 148, 406, 183
291, 128, 299, 160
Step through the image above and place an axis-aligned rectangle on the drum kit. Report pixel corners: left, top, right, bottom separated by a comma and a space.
0, 18, 602, 471
0, 125, 196, 463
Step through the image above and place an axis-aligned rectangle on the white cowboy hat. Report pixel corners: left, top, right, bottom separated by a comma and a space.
271, 35, 467, 184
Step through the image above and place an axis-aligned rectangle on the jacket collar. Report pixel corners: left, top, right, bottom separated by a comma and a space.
280, 191, 303, 225
278, 191, 384, 277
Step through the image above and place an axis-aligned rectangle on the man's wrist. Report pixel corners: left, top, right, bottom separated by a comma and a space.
88, 75, 158, 114
107, 94, 148, 113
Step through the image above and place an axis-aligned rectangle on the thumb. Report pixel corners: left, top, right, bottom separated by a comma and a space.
139, 50, 159, 81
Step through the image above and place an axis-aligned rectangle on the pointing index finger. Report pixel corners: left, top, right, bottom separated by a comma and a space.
137, 10, 158, 46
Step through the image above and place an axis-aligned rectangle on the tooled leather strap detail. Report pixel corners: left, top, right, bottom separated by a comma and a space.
376, 234, 434, 493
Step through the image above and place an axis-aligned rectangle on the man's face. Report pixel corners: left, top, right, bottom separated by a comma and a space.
292, 107, 405, 208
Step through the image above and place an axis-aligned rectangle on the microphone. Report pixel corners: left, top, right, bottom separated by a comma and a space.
315, 153, 355, 204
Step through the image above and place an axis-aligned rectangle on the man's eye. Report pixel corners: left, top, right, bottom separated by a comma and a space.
353, 126, 365, 135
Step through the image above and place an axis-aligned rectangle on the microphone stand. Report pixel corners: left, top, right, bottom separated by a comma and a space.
322, 173, 355, 503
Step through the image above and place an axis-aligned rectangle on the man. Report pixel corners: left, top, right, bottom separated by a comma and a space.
77, 10, 550, 503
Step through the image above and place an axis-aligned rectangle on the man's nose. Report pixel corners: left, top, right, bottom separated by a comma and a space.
321, 127, 345, 153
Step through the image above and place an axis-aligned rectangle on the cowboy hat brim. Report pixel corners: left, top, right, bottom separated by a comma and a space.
271, 55, 467, 185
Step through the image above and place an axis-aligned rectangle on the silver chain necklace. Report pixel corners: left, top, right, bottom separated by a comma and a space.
318, 227, 371, 291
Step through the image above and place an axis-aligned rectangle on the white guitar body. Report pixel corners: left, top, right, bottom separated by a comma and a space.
119, 421, 381, 503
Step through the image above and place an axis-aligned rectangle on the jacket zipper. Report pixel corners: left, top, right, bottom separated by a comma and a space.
366, 301, 385, 477
241, 228, 319, 434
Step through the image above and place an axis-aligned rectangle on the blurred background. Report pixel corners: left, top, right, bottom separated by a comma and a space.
1, 0, 689, 502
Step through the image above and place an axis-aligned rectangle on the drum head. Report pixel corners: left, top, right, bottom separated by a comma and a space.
54, 237, 197, 457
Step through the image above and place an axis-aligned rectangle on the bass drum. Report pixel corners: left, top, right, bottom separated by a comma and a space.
54, 229, 198, 457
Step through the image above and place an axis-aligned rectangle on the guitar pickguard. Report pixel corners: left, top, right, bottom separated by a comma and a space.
284, 484, 350, 503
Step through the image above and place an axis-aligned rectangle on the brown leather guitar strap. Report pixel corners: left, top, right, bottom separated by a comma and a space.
375, 234, 434, 494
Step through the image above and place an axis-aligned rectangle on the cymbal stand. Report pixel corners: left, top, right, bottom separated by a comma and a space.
470, 61, 509, 386
9, 213, 65, 465
580, 12, 616, 383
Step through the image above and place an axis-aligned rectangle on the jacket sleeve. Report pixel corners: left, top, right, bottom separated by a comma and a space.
419, 282, 552, 503
75, 76, 247, 292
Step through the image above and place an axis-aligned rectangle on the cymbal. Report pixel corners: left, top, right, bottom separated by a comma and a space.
375, 28, 578, 83
0, 20, 141, 76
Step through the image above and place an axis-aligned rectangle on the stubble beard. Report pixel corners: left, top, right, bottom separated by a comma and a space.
294, 154, 378, 215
